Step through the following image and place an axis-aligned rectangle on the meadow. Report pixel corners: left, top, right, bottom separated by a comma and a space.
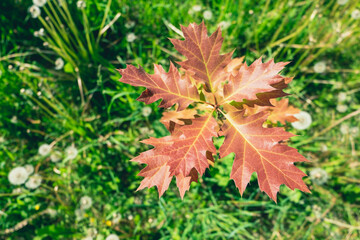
0, 0, 360, 239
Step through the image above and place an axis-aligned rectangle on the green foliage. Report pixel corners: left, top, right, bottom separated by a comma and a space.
1, 0, 360, 239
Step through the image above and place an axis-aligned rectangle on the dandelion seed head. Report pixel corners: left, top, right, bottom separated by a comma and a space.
126, 33, 137, 42
47, 208, 57, 217
11, 116, 18, 124
310, 168, 328, 185
219, 21, 231, 30
320, 144, 328, 152
128, 214, 133, 220
351, 9, 360, 20
24, 164, 34, 175
25, 174, 42, 189
33, 0, 47, 7
8, 167, 29, 185
192, 5, 202, 12
12, 187, 22, 194
340, 123, 349, 134
76, 0, 86, 9
313, 61, 326, 73
125, 21, 135, 29
55, 58, 64, 70
336, 104, 348, 113
80, 196, 92, 210
338, 92, 347, 102
75, 208, 85, 220
291, 111, 312, 130
350, 127, 359, 136
105, 234, 119, 240
141, 106, 152, 117
86, 228, 98, 238
65, 146, 78, 159
112, 213, 121, 224
29, 5, 41, 18
38, 143, 51, 156
337, 0, 348, 5
203, 10, 213, 20
50, 151, 62, 162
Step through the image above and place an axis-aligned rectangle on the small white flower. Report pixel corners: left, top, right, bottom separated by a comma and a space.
192, 5, 202, 12
336, 104, 347, 113
128, 214, 133, 220
203, 10, 213, 20
338, 92, 347, 102
65, 146, 78, 159
219, 21, 231, 30
25, 89, 33, 96
310, 168, 328, 185
11, 116, 18, 124
25, 174, 42, 189
337, 0, 348, 5
141, 106, 152, 117
24, 164, 34, 175
76, 0, 86, 9
8, 167, 29, 185
33, 0, 47, 7
291, 111, 312, 130
126, 33, 137, 42
105, 234, 119, 240
75, 208, 85, 220
340, 123, 349, 134
12, 187, 23, 194
80, 196, 92, 210
38, 28, 45, 36
350, 127, 359, 136
112, 213, 121, 224
55, 58, 64, 70
0, 136, 5, 143
125, 21, 135, 29
29, 5, 41, 18
313, 61, 326, 73
39, 143, 51, 156
47, 208, 57, 217
320, 144, 328, 152
351, 9, 360, 20
86, 228, 98, 238
50, 151, 62, 162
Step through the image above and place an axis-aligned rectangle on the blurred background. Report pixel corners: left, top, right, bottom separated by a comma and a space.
1, 0, 360, 239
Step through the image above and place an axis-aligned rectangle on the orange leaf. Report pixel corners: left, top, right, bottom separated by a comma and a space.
219, 110, 309, 201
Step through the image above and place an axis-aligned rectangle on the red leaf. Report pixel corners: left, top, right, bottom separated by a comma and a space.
170, 22, 232, 91
219, 110, 310, 201
118, 62, 199, 110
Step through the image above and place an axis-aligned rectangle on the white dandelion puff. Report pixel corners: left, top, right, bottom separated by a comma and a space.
24, 164, 34, 175
350, 127, 359, 136
291, 111, 312, 130
336, 104, 347, 113
50, 151, 62, 162
126, 33, 137, 42
128, 214, 133, 220
75, 208, 85, 220
112, 213, 121, 224
55, 58, 64, 70
219, 21, 231, 30
351, 9, 360, 20
310, 168, 328, 185
29, 5, 41, 18
105, 234, 119, 240
76, 0, 86, 9
65, 146, 78, 159
25, 174, 42, 189
338, 92, 347, 102
80, 196, 92, 210
125, 21, 135, 29
340, 124, 349, 134
38, 143, 51, 156
203, 10, 213, 20
33, 0, 47, 7
141, 106, 152, 117
8, 167, 29, 185
337, 0, 348, 5
12, 188, 23, 194
192, 5, 202, 12
11, 116, 18, 124
86, 228, 98, 238
47, 208, 57, 217
313, 61, 326, 73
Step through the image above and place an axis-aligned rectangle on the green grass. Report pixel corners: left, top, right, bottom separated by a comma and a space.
1, 0, 360, 239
